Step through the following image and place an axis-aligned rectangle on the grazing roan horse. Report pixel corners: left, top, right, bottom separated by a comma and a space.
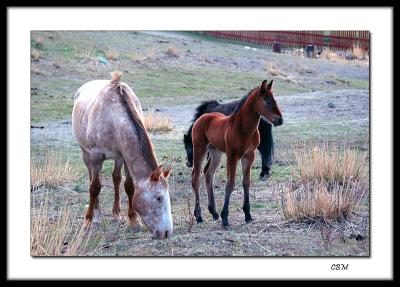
184, 98, 274, 181
191, 80, 283, 227
72, 71, 173, 239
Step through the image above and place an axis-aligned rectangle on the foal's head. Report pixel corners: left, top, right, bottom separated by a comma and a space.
255, 80, 283, 126
133, 165, 173, 239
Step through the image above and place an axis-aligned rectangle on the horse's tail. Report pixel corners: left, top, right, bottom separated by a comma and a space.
183, 100, 220, 165
184, 100, 220, 144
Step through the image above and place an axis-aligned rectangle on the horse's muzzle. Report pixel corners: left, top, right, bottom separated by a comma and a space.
273, 117, 283, 126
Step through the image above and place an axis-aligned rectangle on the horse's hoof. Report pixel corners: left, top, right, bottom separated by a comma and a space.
130, 225, 141, 233
212, 214, 220, 221
221, 219, 230, 228
196, 217, 203, 223
245, 216, 253, 223
259, 173, 271, 181
221, 224, 230, 230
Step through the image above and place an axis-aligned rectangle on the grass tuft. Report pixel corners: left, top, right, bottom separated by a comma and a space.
31, 152, 79, 190
143, 111, 172, 133
281, 143, 368, 221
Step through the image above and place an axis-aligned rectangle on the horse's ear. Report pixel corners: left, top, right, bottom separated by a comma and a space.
150, 165, 163, 181
260, 80, 268, 94
267, 80, 274, 90
163, 166, 172, 178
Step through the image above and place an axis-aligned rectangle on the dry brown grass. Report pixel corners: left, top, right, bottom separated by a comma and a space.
130, 49, 159, 63
281, 143, 368, 221
351, 45, 367, 60
146, 48, 159, 60
31, 49, 41, 61
73, 46, 95, 60
31, 195, 89, 256
265, 62, 287, 77
295, 144, 367, 184
143, 111, 172, 133
31, 152, 79, 190
32, 36, 45, 49
105, 49, 119, 61
166, 46, 179, 58
131, 52, 147, 63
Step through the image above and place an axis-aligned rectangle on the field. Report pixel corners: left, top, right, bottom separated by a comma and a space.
31, 31, 369, 256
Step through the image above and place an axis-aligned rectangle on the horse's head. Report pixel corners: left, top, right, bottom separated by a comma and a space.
133, 165, 173, 239
256, 79, 283, 126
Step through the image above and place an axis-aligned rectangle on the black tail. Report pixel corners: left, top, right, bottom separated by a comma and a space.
183, 100, 220, 167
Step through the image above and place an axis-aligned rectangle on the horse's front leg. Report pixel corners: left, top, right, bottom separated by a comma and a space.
112, 159, 124, 219
241, 151, 255, 223
220, 154, 239, 228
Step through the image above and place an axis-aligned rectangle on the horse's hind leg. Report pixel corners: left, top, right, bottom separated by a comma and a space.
204, 146, 222, 220
241, 151, 255, 223
191, 138, 208, 223
124, 163, 141, 232
112, 159, 123, 219
85, 152, 104, 229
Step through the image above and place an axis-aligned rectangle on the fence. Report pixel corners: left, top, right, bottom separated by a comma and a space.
197, 31, 370, 51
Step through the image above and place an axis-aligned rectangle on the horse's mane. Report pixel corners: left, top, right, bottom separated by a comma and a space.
110, 71, 158, 171
231, 87, 258, 115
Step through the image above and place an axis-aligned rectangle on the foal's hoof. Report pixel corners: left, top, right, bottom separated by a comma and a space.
221, 219, 230, 229
259, 173, 271, 181
130, 224, 141, 233
245, 216, 253, 223
196, 216, 203, 223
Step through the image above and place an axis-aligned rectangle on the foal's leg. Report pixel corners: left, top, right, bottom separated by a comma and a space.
241, 151, 255, 223
204, 148, 222, 220
112, 159, 124, 219
85, 153, 103, 228
191, 142, 208, 223
124, 163, 141, 232
220, 154, 239, 228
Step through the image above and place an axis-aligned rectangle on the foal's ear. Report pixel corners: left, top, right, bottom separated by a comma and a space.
163, 166, 172, 178
150, 165, 163, 181
260, 80, 268, 95
267, 80, 274, 90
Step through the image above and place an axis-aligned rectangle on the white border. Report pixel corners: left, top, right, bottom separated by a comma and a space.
8, 7, 393, 280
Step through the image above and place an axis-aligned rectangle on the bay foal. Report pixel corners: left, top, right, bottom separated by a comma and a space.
191, 80, 283, 227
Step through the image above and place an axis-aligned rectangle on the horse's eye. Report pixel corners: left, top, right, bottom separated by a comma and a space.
157, 196, 162, 202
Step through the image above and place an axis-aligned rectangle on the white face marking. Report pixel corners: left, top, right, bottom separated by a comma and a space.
134, 178, 173, 239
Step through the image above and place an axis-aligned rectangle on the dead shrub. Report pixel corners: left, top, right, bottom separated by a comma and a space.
143, 111, 172, 133
31, 152, 79, 190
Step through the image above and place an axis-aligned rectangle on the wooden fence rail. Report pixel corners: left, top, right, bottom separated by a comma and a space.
197, 31, 370, 51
